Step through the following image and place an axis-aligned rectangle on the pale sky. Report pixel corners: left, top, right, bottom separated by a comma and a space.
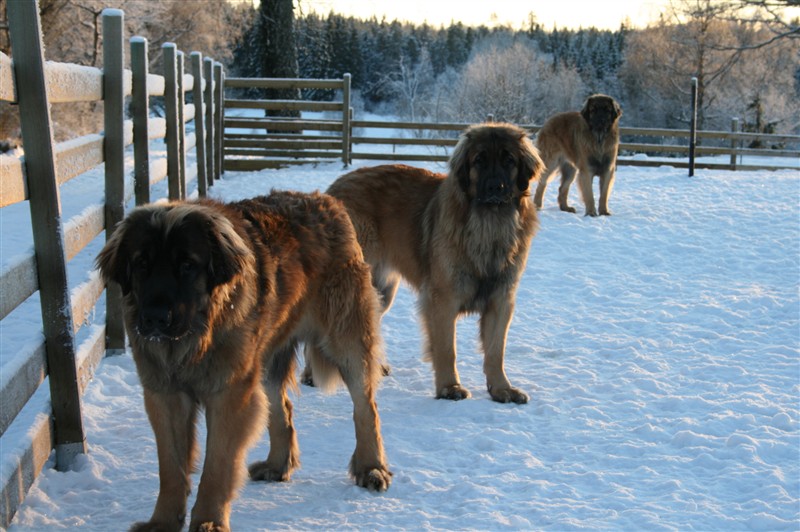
296, 0, 673, 30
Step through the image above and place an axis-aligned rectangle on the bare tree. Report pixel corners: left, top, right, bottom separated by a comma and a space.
720, 0, 799, 49
621, 0, 799, 132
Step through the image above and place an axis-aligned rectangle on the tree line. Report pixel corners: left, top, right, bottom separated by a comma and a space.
0, 0, 797, 145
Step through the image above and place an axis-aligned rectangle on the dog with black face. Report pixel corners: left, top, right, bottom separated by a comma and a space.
301, 123, 544, 404
533, 94, 622, 216
97, 192, 392, 532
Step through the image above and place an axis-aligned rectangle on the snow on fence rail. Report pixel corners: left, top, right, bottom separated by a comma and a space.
0, 3, 224, 527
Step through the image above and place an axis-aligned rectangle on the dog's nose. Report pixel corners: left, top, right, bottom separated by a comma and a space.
140, 306, 172, 335
480, 178, 510, 203
487, 180, 506, 196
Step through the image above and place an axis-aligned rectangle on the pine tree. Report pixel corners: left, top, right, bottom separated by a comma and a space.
259, 0, 300, 117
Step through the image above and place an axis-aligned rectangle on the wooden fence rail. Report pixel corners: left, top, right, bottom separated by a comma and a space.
347, 120, 800, 171
221, 78, 798, 172
0, 2, 223, 527
222, 74, 351, 170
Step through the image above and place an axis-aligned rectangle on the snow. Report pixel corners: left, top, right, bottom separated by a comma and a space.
1, 138, 799, 530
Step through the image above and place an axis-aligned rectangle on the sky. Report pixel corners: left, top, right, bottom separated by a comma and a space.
295, 0, 672, 30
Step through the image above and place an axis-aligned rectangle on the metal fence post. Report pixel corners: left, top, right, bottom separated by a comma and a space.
730, 117, 739, 171
7, 0, 87, 470
688, 77, 698, 177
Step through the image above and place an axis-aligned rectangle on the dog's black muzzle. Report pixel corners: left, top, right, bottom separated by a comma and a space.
478, 176, 513, 205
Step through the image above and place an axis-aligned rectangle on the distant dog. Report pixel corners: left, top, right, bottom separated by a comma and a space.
97, 192, 391, 532
533, 94, 622, 216
303, 123, 543, 404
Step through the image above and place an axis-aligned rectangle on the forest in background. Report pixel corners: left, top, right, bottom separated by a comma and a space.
0, 0, 798, 145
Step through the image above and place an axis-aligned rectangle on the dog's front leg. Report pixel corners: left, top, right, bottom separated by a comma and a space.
191, 376, 267, 532
481, 293, 529, 404
577, 168, 598, 216
130, 390, 198, 532
598, 168, 616, 216
421, 291, 469, 400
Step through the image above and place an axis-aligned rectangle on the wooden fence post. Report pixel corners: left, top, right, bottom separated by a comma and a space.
688, 77, 698, 177
7, 0, 87, 469
177, 51, 187, 198
103, 9, 127, 357
342, 73, 351, 166
204, 57, 215, 187
130, 37, 151, 205
730, 117, 739, 171
163, 43, 181, 200
191, 52, 208, 197
214, 62, 224, 178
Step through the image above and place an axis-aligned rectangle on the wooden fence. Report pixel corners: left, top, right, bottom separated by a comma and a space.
223, 75, 351, 171
222, 79, 798, 172
0, 3, 223, 527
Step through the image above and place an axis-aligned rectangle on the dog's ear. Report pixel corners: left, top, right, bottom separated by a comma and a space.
450, 129, 472, 194
96, 218, 133, 295
613, 98, 622, 119
580, 97, 592, 124
516, 132, 544, 192
205, 211, 254, 289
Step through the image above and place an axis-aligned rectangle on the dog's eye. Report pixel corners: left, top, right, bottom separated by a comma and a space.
179, 260, 197, 276
504, 153, 516, 167
134, 256, 148, 271
473, 152, 486, 166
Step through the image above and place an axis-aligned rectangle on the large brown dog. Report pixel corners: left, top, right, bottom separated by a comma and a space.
96, 192, 391, 532
533, 94, 622, 216
304, 123, 543, 404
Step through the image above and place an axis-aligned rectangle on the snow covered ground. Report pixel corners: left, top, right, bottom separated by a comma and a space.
2, 150, 799, 530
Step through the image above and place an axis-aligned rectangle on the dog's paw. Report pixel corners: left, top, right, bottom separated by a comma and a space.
130, 520, 182, 532
488, 385, 529, 404
249, 460, 293, 482
354, 466, 393, 492
560, 205, 577, 214
381, 364, 391, 376
600, 209, 612, 216
191, 522, 229, 532
436, 384, 471, 400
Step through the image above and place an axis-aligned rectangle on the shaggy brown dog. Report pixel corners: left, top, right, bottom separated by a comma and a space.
304, 123, 543, 404
97, 192, 391, 532
533, 94, 622, 216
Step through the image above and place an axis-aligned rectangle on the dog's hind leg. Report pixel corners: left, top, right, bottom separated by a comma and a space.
375, 271, 401, 315
557, 162, 578, 213
532, 164, 558, 209
339, 355, 393, 492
